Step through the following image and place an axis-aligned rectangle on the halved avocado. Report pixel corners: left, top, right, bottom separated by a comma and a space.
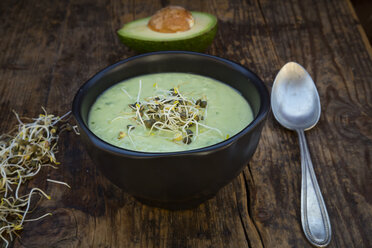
117, 12, 217, 53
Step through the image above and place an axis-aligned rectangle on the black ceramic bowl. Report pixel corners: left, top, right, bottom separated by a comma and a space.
72, 51, 270, 210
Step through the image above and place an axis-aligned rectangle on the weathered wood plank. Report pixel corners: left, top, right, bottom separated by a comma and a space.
251, 0, 372, 247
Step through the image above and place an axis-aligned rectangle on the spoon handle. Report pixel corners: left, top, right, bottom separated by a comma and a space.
297, 130, 331, 247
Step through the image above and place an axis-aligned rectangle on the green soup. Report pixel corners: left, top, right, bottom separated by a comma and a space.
88, 73, 254, 152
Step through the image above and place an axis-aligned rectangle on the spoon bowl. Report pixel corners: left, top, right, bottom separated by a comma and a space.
271, 62, 321, 130
271, 62, 331, 247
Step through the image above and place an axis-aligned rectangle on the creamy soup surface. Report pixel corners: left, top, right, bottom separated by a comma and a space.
88, 73, 254, 152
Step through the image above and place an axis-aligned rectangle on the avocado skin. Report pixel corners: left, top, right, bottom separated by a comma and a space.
117, 23, 217, 53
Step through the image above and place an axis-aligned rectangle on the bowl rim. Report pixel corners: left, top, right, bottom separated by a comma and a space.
72, 51, 270, 158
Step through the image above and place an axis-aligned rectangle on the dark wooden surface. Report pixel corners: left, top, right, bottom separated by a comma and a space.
351, 0, 372, 43
1, 0, 371, 247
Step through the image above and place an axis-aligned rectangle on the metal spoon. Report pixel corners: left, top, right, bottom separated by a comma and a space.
271, 62, 332, 247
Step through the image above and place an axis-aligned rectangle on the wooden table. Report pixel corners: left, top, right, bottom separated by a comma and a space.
1, 0, 371, 247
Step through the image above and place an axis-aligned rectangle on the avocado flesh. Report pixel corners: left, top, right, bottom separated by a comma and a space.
117, 12, 217, 53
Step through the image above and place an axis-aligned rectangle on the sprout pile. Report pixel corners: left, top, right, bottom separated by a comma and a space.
0, 109, 72, 247
117, 81, 223, 147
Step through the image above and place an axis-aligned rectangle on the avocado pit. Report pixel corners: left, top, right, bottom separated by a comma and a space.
148, 6, 194, 33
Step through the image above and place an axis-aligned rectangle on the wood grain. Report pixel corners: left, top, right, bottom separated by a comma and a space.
0, 0, 371, 247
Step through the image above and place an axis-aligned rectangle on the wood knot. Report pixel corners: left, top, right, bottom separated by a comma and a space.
256, 207, 273, 223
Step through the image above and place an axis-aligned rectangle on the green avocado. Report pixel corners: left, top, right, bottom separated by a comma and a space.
117, 12, 217, 53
